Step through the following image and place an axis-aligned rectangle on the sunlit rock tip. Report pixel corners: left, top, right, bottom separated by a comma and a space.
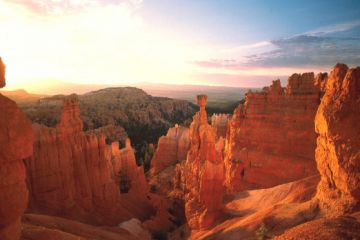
56, 94, 83, 135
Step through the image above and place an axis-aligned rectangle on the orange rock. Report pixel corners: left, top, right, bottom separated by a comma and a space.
182, 95, 225, 230
150, 124, 190, 175
0, 57, 34, 240
0, 57, 5, 87
274, 214, 360, 240
25, 96, 154, 225
224, 74, 320, 193
315, 63, 360, 215
22, 213, 141, 240
211, 113, 229, 139
56, 94, 83, 135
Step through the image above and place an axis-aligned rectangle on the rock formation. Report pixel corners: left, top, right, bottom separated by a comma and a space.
25, 95, 153, 225
111, 139, 149, 195
0, 57, 34, 240
211, 113, 229, 139
224, 75, 322, 193
150, 124, 190, 175
315, 63, 360, 215
182, 95, 224, 230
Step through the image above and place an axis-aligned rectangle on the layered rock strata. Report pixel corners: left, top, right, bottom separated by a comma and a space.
0, 57, 34, 240
182, 95, 224, 229
315, 63, 360, 215
225, 74, 323, 192
25, 95, 153, 225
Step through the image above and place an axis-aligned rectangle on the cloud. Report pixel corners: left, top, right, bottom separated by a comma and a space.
194, 20, 360, 74
304, 20, 360, 36
246, 34, 360, 67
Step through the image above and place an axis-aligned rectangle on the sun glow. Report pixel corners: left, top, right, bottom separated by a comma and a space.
0, 1, 206, 92
0, 0, 336, 93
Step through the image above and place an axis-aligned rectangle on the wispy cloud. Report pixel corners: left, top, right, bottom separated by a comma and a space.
304, 20, 360, 36
194, 20, 360, 73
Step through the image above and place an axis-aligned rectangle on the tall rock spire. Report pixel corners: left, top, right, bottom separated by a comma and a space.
182, 94, 224, 229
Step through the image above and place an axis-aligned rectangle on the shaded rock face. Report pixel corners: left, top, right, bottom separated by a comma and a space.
315, 63, 360, 215
0, 58, 34, 240
225, 74, 322, 192
25, 96, 153, 225
182, 95, 224, 230
150, 124, 190, 175
211, 113, 229, 139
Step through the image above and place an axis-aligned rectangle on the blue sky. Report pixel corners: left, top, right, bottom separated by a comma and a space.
1, 0, 360, 91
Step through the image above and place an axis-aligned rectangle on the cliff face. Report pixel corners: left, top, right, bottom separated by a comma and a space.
315, 63, 360, 215
225, 75, 323, 192
25, 95, 153, 225
0, 58, 34, 240
150, 124, 190, 175
182, 95, 224, 230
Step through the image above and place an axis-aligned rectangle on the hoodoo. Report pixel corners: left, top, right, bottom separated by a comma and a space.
182, 95, 225, 230
150, 124, 190, 175
25, 95, 153, 225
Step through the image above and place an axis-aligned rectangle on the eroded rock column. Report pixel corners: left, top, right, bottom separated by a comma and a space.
182, 95, 224, 230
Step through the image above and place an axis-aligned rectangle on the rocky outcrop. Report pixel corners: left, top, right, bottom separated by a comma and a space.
150, 124, 190, 175
211, 113, 229, 139
111, 139, 149, 195
182, 95, 224, 230
25, 96, 153, 225
315, 63, 360, 215
315, 72, 328, 93
0, 57, 34, 240
225, 75, 322, 192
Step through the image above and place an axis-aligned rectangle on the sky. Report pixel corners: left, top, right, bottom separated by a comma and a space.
0, 0, 360, 92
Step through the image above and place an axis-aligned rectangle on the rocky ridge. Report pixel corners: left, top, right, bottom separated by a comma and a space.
224, 74, 325, 192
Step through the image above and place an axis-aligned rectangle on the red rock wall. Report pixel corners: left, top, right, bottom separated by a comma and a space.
150, 124, 190, 175
0, 57, 34, 240
25, 96, 153, 225
315, 63, 360, 215
182, 95, 224, 230
225, 74, 323, 192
